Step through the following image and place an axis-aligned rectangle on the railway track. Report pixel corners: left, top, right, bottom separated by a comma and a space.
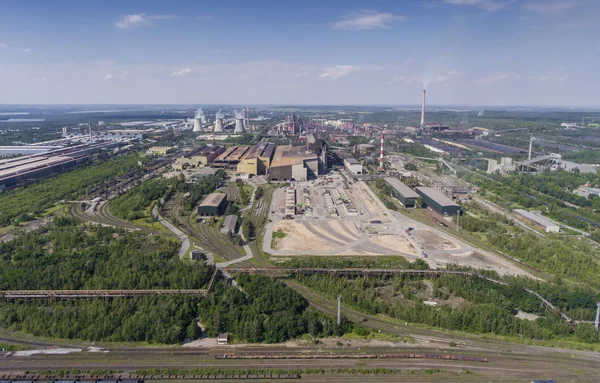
2, 289, 208, 300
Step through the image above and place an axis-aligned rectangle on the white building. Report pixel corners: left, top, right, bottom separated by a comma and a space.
513, 209, 560, 233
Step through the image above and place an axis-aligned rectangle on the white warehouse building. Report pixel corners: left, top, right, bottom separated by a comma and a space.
343, 157, 363, 175
513, 209, 560, 233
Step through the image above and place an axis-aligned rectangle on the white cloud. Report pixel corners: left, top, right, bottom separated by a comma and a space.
332, 10, 404, 30
103, 73, 128, 81
103, 74, 115, 81
443, 0, 512, 12
296, 72, 308, 77
171, 68, 192, 77
0, 42, 7, 48
523, 1, 577, 15
20, 48, 31, 53
318, 65, 359, 79
114, 13, 175, 29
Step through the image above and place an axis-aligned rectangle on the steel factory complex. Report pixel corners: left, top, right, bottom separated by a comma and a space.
0, 142, 125, 189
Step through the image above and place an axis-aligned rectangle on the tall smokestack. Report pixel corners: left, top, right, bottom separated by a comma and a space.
88, 123, 92, 143
193, 118, 203, 132
528, 137, 533, 160
421, 89, 426, 127
379, 134, 384, 171
214, 118, 223, 132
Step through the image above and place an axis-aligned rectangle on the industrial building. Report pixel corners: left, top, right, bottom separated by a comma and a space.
147, 146, 175, 156
0, 142, 124, 190
220, 215, 238, 235
269, 145, 319, 181
0, 145, 63, 157
305, 134, 327, 172
513, 209, 560, 233
212, 146, 250, 169
343, 156, 363, 175
191, 145, 225, 167
197, 192, 227, 216
384, 178, 419, 207
236, 142, 275, 176
415, 187, 461, 216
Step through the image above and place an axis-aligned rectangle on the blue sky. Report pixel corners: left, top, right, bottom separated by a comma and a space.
0, 0, 598, 105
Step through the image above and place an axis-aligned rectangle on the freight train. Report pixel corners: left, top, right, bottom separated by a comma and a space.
215, 353, 488, 362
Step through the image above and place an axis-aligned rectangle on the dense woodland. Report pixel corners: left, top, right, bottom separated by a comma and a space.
461, 170, 600, 234
198, 276, 349, 343
110, 178, 177, 221
0, 218, 213, 290
299, 274, 599, 344
0, 154, 141, 226
457, 202, 600, 288
0, 296, 200, 344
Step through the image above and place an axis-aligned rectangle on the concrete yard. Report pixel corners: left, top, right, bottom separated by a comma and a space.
264, 171, 532, 277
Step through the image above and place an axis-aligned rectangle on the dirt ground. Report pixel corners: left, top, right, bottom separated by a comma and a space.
353, 181, 388, 219
416, 229, 460, 250
370, 235, 418, 255
273, 220, 338, 253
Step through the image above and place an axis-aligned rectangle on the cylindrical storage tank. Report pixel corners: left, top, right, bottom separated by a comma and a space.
193, 118, 203, 132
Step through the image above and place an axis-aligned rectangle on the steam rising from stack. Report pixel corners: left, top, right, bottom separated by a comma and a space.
234, 109, 245, 133
214, 109, 224, 132
193, 108, 204, 132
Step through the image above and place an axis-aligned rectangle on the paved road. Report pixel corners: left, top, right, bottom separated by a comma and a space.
152, 205, 190, 259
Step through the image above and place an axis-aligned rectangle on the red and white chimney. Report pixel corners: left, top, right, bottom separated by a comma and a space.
379, 134, 385, 170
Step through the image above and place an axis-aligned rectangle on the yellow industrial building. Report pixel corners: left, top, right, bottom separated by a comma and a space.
236, 142, 275, 176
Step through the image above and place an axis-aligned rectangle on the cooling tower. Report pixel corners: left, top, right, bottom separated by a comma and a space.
234, 118, 245, 133
193, 118, 203, 132
214, 118, 224, 132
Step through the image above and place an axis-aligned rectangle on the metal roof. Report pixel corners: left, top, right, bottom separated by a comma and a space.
415, 187, 459, 207
513, 209, 559, 229
384, 178, 419, 199
199, 192, 227, 207
221, 215, 237, 232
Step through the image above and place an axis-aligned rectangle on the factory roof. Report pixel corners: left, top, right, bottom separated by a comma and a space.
0, 156, 73, 178
271, 145, 317, 168
384, 178, 419, 198
221, 215, 238, 233
214, 146, 249, 162
344, 156, 360, 165
194, 145, 223, 157
415, 187, 459, 207
199, 192, 227, 208
241, 142, 275, 161
513, 209, 560, 229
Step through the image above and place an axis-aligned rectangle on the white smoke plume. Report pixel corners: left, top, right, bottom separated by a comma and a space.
194, 108, 204, 119
215, 109, 224, 119
234, 109, 244, 119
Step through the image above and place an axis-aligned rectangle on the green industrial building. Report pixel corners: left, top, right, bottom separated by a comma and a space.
384, 177, 419, 207
415, 187, 461, 216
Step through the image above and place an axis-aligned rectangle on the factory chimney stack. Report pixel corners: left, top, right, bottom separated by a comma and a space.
595, 302, 600, 334
421, 89, 426, 127
379, 134, 385, 171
